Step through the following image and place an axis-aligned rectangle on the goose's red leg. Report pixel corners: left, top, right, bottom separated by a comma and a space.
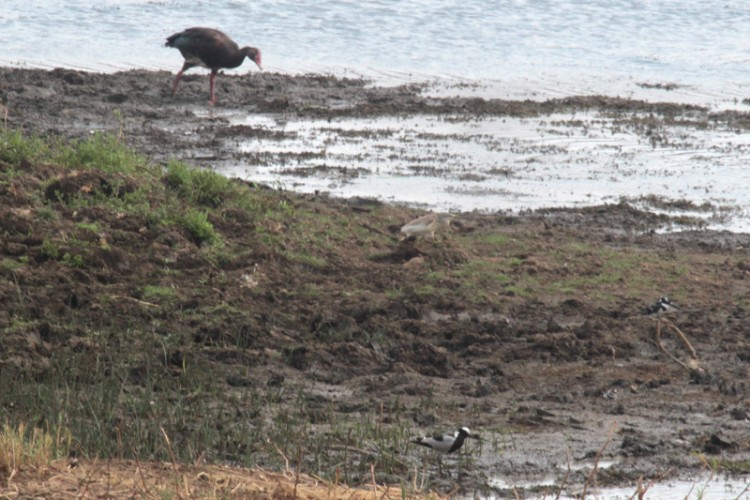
209, 70, 218, 105
171, 62, 191, 96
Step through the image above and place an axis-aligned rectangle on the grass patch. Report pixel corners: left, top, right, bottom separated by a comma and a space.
415, 284, 438, 297
61, 252, 85, 268
178, 208, 220, 245
282, 250, 328, 269
40, 239, 60, 260
75, 221, 100, 233
0, 421, 71, 472
0, 129, 48, 166
480, 233, 513, 247
1, 258, 25, 272
142, 285, 178, 303
454, 260, 513, 298
1, 128, 145, 176
694, 452, 750, 475
53, 133, 146, 174
35, 206, 58, 222
165, 160, 234, 208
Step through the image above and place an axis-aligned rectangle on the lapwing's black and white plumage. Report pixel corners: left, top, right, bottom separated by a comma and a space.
412, 427, 473, 454
644, 296, 680, 317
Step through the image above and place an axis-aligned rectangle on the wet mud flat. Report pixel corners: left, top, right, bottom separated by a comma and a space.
5, 66, 750, 230
2, 67, 750, 497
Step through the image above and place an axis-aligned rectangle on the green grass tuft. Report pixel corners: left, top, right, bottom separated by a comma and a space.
0, 129, 48, 166
178, 208, 219, 245
165, 160, 234, 208
54, 133, 146, 174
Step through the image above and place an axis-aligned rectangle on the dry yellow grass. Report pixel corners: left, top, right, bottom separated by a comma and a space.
0, 423, 71, 474
2, 458, 442, 499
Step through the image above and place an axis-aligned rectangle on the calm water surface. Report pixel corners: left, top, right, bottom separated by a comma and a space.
3, 1, 750, 93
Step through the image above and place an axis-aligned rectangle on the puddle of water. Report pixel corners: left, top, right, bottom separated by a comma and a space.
469, 425, 750, 499
566, 478, 749, 500
489, 476, 557, 491
216, 110, 750, 232
489, 459, 617, 491
488, 475, 750, 500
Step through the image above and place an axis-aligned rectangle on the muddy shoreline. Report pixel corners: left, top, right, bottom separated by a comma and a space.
2, 66, 742, 168
2, 67, 750, 497
5, 66, 750, 230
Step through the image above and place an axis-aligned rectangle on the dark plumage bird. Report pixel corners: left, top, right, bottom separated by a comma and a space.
165, 27, 262, 104
412, 427, 473, 454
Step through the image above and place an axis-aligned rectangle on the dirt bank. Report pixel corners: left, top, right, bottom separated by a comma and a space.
2, 67, 750, 498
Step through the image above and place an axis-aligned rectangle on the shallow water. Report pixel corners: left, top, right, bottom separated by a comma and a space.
213, 110, 750, 232
488, 475, 750, 500
3, 1, 750, 99
487, 453, 750, 499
